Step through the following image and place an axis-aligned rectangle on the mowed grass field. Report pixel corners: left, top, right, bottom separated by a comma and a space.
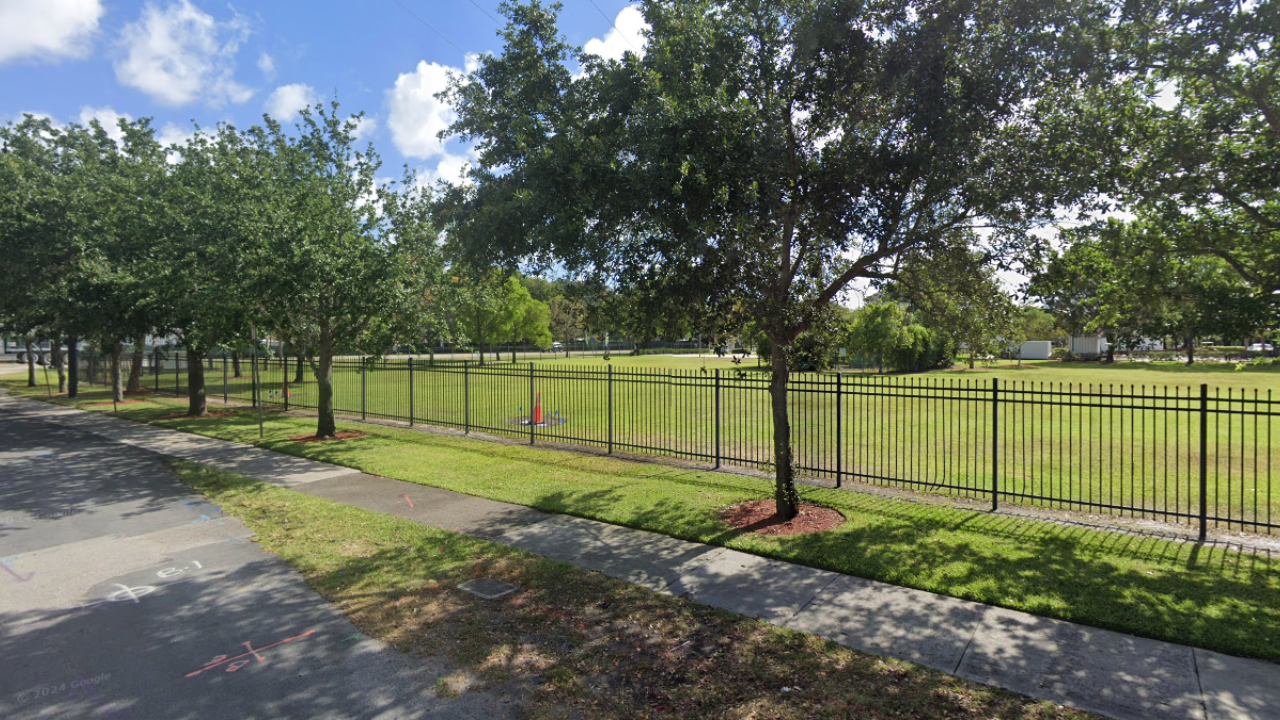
113, 356, 1280, 534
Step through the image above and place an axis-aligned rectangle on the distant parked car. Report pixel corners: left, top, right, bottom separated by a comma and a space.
551, 342, 564, 351
1247, 343, 1274, 352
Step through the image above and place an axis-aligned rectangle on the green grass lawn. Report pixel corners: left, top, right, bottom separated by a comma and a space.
174, 460, 1091, 719
120, 355, 1280, 536
10, 381, 1280, 666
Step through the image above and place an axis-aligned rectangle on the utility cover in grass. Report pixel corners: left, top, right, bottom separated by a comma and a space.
458, 578, 519, 600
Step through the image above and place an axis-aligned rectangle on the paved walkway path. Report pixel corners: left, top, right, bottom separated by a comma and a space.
4, 394, 1278, 720
0, 398, 524, 719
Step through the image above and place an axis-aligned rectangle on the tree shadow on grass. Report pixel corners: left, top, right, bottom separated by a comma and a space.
502, 480, 1280, 665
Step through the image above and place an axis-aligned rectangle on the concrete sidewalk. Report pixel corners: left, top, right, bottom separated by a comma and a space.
4, 394, 1278, 720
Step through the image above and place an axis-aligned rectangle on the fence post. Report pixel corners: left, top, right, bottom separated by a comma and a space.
223, 356, 228, 404
154, 350, 160, 393
529, 362, 536, 445
835, 372, 843, 488
174, 352, 180, 396
1199, 383, 1209, 542
463, 361, 470, 434
991, 377, 999, 512
714, 369, 722, 469
608, 364, 614, 454
408, 357, 415, 426
283, 357, 290, 412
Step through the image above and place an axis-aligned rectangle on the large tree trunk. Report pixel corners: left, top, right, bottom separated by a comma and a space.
1105, 343, 1115, 364
1186, 336, 1195, 365
126, 334, 145, 392
25, 340, 37, 387
294, 351, 306, 383
186, 347, 207, 416
67, 338, 79, 398
769, 342, 800, 520
110, 343, 125, 403
50, 337, 66, 393
315, 335, 337, 438
232, 350, 242, 378
511, 342, 516, 363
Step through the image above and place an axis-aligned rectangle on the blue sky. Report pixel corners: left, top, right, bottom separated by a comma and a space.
0, 0, 646, 183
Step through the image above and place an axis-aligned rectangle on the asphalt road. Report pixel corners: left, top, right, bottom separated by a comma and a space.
0, 409, 522, 720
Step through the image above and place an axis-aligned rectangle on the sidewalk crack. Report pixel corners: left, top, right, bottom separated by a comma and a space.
952, 605, 988, 676
780, 572, 840, 626
1191, 649, 1209, 720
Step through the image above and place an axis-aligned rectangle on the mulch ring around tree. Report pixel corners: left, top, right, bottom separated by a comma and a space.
287, 431, 366, 443
156, 410, 239, 420
718, 499, 846, 536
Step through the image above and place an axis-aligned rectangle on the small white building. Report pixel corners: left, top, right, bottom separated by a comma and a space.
1019, 341, 1052, 360
1069, 335, 1108, 356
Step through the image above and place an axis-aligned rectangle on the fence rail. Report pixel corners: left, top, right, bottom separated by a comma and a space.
87, 353, 1280, 537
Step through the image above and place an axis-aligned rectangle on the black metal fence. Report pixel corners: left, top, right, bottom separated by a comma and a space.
97, 353, 1280, 538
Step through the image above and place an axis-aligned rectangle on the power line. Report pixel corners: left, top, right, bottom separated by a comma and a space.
467, 0, 502, 27
387, 0, 466, 55
584, 0, 639, 54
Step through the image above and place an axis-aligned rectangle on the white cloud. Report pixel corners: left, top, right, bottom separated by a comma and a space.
0, 0, 104, 64
114, 0, 253, 107
351, 115, 378, 142
464, 52, 482, 74
583, 6, 647, 62
77, 106, 132, 144
257, 51, 275, 79
417, 148, 475, 187
264, 83, 318, 122
1152, 80, 1179, 111
387, 60, 458, 160
157, 122, 193, 148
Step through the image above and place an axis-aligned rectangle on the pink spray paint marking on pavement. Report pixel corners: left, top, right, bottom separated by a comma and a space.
398, 494, 415, 509
185, 630, 317, 678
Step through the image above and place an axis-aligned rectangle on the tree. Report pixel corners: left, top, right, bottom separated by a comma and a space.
1030, 218, 1271, 363
888, 243, 1022, 369
451, 272, 552, 362
502, 278, 552, 359
1020, 307, 1063, 344
1109, 0, 1280, 294
160, 123, 274, 415
547, 294, 584, 356
846, 301, 905, 373
0, 115, 166, 401
258, 102, 437, 438
437, 0, 1103, 519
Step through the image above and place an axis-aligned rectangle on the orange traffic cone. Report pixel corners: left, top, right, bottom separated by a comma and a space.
281, 383, 290, 398
534, 391, 543, 424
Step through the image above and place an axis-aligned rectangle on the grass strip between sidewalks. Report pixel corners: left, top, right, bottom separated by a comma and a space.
7, 380, 1280, 665
171, 460, 1090, 719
